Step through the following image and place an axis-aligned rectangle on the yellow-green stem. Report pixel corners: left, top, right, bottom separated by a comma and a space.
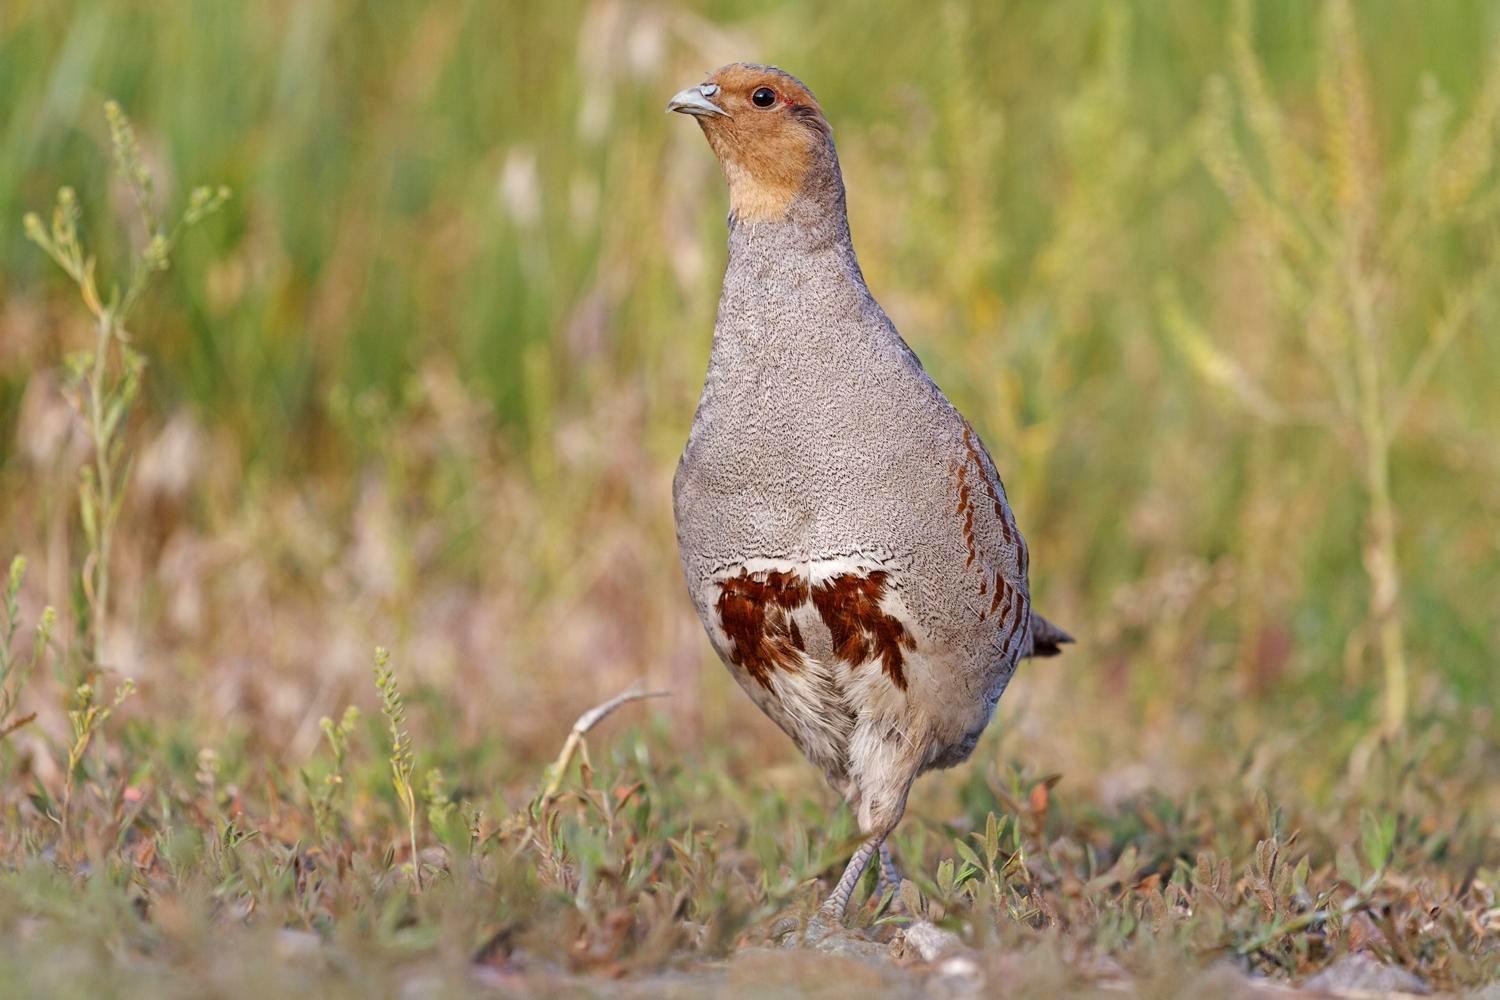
409, 807, 421, 892
1347, 262, 1408, 736
86, 310, 116, 666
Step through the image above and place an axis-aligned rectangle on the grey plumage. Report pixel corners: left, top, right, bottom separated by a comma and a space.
669, 63, 1070, 926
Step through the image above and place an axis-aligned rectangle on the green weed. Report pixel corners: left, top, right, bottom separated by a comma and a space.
373, 646, 421, 891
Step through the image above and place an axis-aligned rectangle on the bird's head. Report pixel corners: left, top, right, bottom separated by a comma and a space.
667, 63, 838, 225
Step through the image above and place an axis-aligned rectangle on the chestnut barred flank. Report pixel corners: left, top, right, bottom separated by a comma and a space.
715, 569, 808, 687
809, 571, 916, 690
715, 568, 917, 690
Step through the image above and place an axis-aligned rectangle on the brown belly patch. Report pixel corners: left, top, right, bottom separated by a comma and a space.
715, 567, 916, 691
716, 570, 808, 688
809, 571, 915, 690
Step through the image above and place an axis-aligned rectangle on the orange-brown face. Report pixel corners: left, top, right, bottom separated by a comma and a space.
667, 63, 830, 223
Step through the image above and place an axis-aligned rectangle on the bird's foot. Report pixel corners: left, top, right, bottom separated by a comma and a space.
783, 833, 892, 952
799, 905, 842, 947
795, 906, 885, 956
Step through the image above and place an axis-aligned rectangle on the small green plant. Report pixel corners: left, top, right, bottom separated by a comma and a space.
22, 99, 226, 862
1, 556, 55, 742
373, 646, 420, 890
948, 810, 1037, 923
424, 767, 459, 846
302, 705, 360, 843
61, 674, 135, 850
23, 101, 228, 669
195, 745, 227, 817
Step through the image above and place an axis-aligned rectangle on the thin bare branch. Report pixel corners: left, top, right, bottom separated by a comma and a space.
541, 686, 670, 802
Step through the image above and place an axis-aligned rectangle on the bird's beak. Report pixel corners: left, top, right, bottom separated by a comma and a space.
667, 83, 729, 119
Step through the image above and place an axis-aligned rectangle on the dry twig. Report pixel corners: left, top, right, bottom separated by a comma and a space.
541, 686, 669, 803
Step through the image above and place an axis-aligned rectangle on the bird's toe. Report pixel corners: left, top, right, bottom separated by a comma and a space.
798, 906, 842, 948
799, 917, 885, 957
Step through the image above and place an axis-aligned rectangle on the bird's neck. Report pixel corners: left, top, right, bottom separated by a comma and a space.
713, 175, 883, 377
715, 150, 881, 360
722, 198, 867, 311
726, 138, 851, 238
724, 165, 862, 285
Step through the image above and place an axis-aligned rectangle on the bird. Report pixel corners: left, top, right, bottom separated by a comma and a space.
667, 64, 1071, 932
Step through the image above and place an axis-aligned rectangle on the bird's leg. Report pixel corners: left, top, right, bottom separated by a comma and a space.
816, 833, 882, 929
803, 746, 916, 943
876, 841, 904, 905
798, 831, 909, 953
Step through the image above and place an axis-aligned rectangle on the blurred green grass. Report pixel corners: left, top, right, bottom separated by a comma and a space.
2, 0, 1498, 739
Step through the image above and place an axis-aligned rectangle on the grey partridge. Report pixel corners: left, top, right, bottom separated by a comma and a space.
668, 64, 1071, 928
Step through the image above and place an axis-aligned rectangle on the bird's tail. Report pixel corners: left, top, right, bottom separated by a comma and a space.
1027, 612, 1073, 658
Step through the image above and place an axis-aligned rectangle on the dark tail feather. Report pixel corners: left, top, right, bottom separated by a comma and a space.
1028, 612, 1073, 658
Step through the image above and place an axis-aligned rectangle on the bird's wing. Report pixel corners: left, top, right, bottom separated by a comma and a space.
940, 415, 1073, 662
939, 414, 1040, 664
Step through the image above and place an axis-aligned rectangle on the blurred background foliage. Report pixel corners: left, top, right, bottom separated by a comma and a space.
0, 0, 1496, 792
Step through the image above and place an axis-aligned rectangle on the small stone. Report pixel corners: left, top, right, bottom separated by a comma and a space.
901, 920, 964, 962
273, 928, 323, 959
1303, 954, 1430, 996
938, 954, 982, 980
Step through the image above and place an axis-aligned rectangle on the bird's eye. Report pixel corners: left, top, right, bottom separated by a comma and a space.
751, 87, 777, 108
